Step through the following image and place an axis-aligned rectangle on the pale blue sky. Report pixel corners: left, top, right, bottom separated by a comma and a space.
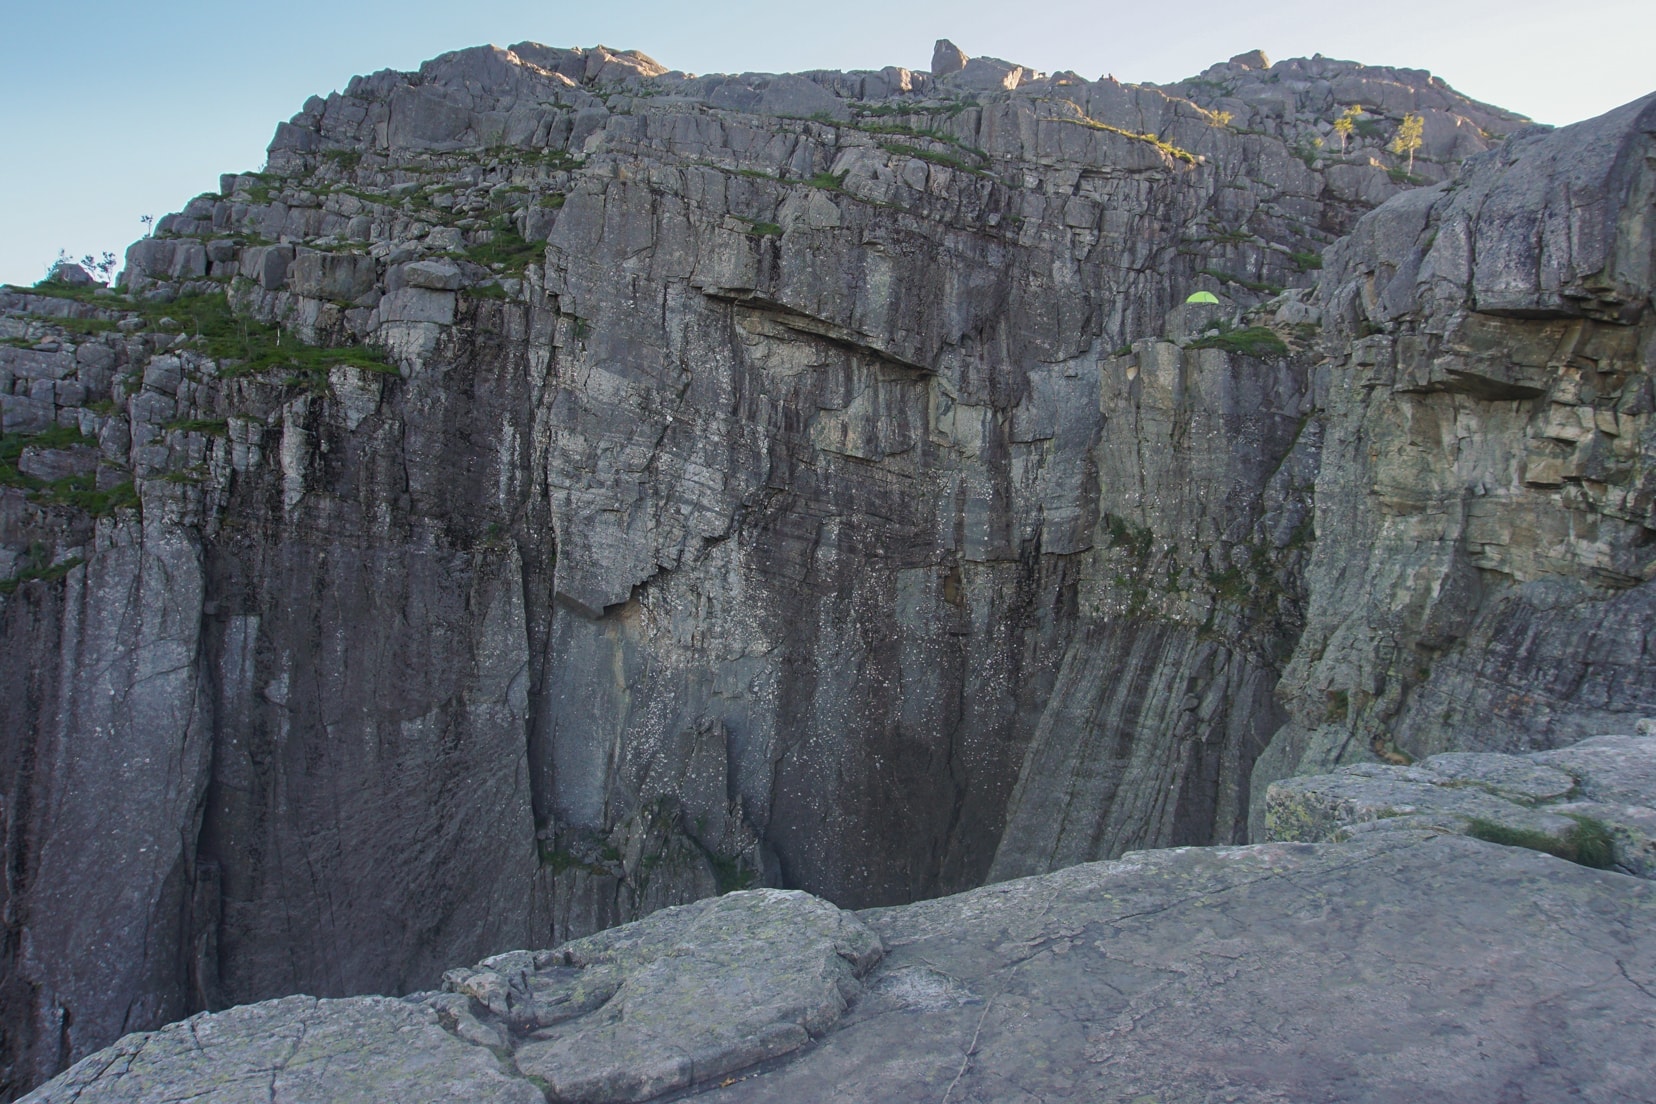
2, 0, 1651, 286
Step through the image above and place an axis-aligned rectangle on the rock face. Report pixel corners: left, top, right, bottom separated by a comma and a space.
24, 811, 1656, 1102
1253, 91, 1656, 820
0, 36, 1651, 1098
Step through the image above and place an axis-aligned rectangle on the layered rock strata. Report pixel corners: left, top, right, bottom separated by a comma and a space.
3, 37, 1651, 1099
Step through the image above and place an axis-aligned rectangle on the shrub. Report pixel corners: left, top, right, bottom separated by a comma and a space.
1188, 326, 1288, 358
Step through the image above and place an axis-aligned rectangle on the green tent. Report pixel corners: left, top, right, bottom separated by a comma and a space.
1185, 291, 1221, 304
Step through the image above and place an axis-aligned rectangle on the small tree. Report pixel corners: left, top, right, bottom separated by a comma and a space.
139, 214, 154, 237
1333, 105, 1361, 153
80, 252, 118, 285
1390, 113, 1424, 174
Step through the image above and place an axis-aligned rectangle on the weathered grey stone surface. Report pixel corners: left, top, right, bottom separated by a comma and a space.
440, 889, 880, 1102
21, 996, 544, 1104
1266, 732, 1656, 879
2, 34, 1651, 1101
21, 889, 881, 1104
31, 832, 1656, 1103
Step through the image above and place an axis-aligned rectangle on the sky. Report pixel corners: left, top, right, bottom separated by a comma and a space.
2, 0, 1652, 287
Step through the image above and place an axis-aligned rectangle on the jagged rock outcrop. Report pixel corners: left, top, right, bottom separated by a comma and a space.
1251, 91, 1656, 821
2, 36, 1650, 1099
24, 728, 1656, 1102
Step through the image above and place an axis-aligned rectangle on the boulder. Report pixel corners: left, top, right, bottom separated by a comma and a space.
930, 38, 967, 77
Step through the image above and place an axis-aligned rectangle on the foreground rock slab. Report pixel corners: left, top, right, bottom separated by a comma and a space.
695, 834, 1656, 1103
22, 890, 881, 1104
21, 995, 544, 1104
25, 834, 1656, 1103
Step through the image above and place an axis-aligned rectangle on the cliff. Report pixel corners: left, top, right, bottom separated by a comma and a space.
0, 37, 1650, 1098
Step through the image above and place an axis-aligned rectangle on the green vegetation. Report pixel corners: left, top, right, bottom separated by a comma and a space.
1333, 105, 1361, 153
1290, 250, 1324, 271
163, 292, 393, 381
1104, 513, 1154, 563
707, 852, 757, 894
2, 428, 139, 520
740, 219, 783, 238
1464, 815, 1615, 871
163, 418, 229, 436
464, 217, 544, 273
320, 148, 362, 172
1058, 115, 1197, 164
7, 280, 120, 306
536, 843, 609, 876
880, 141, 988, 176
1390, 112, 1425, 173
1325, 689, 1350, 722
1188, 325, 1289, 358
10, 280, 390, 386
804, 170, 849, 191
2, 426, 92, 483
465, 283, 512, 300
1, 554, 85, 596
486, 145, 586, 171
1198, 268, 1284, 295
538, 192, 566, 209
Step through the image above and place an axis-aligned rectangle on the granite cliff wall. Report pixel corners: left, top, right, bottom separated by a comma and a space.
1, 38, 1648, 1098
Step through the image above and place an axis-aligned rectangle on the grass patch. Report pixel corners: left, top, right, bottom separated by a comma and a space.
1, 428, 138, 518
27, 312, 118, 334
40, 477, 139, 515
164, 418, 229, 436
1464, 816, 1615, 870
1104, 513, 1153, 562
320, 148, 362, 172
1198, 268, 1285, 295
465, 283, 511, 300
538, 192, 566, 209
1188, 325, 1289, 358
1, 556, 85, 596
740, 219, 782, 238
164, 292, 392, 380
804, 170, 849, 191
464, 218, 544, 274
1057, 116, 1197, 164
880, 141, 988, 176
1290, 250, 1323, 271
